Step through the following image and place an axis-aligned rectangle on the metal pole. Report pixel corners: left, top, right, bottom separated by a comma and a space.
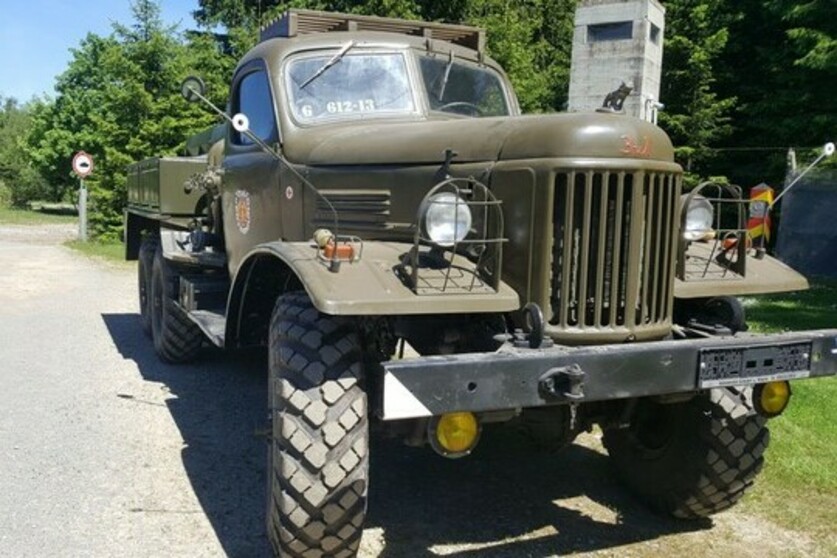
79, 180, 88, 242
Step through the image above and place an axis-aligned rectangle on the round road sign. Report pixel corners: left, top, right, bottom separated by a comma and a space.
72, 151, 94, 178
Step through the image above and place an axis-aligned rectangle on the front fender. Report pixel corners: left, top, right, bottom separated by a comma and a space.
237, 240, 520, 316
675, 245, 809, 299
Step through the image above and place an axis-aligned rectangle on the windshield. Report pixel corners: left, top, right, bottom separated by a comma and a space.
286, 52, 415, 123
419, 55, 509, 117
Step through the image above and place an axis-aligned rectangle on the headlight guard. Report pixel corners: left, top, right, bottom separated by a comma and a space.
677, 181, 749, 281
399, 177, 506, 295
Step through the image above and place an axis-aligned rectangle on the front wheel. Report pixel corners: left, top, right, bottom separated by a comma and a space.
603, 387, 769, 518
149, 247, 203, 363
267, 291, 368, 557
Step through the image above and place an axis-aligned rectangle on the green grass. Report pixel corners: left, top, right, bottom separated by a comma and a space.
64, 239, 128, 264
0, 206, 77, 225
743, 281, 837, 334
741, 282, 837, 547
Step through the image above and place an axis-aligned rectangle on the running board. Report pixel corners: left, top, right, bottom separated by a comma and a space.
187, 309, 226, 348
178, 274, 229, 348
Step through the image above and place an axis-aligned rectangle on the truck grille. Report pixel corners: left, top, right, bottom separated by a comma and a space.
550, 170, 679, 331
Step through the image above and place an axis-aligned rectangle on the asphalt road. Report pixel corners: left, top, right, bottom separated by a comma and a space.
0, 224, 824, 558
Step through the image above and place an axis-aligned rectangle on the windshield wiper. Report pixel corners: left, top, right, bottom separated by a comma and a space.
300, 41, 355, 90
434, 51, 455, 101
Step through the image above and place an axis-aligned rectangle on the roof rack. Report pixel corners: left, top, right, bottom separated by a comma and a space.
260, 9, 486, 52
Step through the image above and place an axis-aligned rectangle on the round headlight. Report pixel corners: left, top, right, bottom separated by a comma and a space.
423, 193, 472, 247
682, 194, 714, 241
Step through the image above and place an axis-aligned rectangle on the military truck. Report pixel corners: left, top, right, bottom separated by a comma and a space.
124, 9, 837, 557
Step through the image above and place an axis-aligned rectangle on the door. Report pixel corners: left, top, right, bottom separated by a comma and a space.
223, 60, 284, 275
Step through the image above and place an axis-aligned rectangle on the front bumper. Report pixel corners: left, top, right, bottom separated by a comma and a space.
380, 329, 837, 420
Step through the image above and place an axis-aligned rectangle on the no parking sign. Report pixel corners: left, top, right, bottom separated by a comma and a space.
72, 151, 94, 178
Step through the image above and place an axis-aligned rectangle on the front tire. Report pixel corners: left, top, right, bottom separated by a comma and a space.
149, 247, 203, 363
267, 291, 368, 557
603, 387, 769, 518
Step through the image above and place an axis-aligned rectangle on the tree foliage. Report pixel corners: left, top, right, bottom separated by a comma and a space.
0, 97, 51, 207
710, 0, 837, 186
12, 0, 834, 236
26, 0, 236, 239
658, 0, 736, 181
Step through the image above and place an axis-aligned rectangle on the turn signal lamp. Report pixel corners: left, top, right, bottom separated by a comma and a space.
428, 412, 480, 458
754, 381, 791, 418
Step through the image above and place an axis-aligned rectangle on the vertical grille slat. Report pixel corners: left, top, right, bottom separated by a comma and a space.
577, 173, 593, 326
654, 174, 671, 320
559, 173, 575, 327
624, 180, 643, 327
663, 174, 679, 319
608, 174, 625, 327
638, 174, 653, 325
551, 168, 680, 337
594, 172, 610, 327
650, 174, 664, 322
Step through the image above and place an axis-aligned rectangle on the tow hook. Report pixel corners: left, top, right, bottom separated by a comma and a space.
514, 302, 554, 349
539, 364, 585, 401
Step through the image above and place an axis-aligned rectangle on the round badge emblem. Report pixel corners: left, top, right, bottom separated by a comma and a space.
285, 186, 294, 200
234, 190, 251, 234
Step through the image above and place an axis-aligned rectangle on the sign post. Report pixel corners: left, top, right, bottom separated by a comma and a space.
72, 151, 94, 241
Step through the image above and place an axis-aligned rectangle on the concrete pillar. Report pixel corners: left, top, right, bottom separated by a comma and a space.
567, 0, 665, 121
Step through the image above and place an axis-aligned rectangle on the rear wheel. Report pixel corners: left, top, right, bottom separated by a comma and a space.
603, 387, 769, 518
138, 236, 157, 337
267, 291, 368, 557
149, 247, 203, 363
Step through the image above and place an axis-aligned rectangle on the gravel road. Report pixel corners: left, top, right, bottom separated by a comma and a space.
0, 223, 825, 557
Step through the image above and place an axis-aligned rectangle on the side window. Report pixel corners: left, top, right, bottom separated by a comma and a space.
233, 69, 277, 145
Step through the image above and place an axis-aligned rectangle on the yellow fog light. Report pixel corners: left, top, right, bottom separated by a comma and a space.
754, 381, 792, 418
429, 412, 481, 458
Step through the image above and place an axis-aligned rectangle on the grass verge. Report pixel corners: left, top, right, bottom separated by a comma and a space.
741, 281, 837, 549
0, 206, 77, 225
64, 239, 128, 265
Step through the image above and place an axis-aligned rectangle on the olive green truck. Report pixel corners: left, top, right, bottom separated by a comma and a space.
124, 10, 837, 557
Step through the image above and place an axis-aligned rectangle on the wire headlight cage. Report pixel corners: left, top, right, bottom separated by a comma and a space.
399, 177, 506, 295
677, 181, 748, 281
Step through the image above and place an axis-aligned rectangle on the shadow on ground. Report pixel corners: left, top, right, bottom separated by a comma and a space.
103, 313, 710, 558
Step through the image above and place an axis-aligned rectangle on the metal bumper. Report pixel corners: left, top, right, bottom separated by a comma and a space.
380, 329, 837, 420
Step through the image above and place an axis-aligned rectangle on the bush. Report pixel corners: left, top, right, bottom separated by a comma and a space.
6, 166, 52, 208
0, 180, 11, 207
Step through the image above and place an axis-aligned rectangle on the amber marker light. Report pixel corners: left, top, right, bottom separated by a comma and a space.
428, 412, 481, 458
753, 381, 792, 418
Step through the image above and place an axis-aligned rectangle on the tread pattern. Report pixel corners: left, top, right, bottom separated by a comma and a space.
603, 387, 769, 519
674, 387, 768, 517
138, 236, 157, 337
150, 247, 203, 363
268, 292, 368, 558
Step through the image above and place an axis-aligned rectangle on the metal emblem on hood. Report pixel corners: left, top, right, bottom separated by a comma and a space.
235, 190, 251, 234
621, 135, 652, 158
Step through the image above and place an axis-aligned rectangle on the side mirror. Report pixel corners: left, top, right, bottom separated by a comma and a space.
181, 76, 206, 103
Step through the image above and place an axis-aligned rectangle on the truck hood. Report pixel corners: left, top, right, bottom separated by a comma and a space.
283, 112, 675, 166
